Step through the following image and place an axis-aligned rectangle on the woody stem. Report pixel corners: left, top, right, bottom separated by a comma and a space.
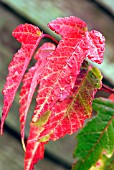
101, 84, 114, 93
43, 34, 59, 44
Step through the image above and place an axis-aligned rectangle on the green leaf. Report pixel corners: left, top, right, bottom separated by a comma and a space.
90, 153, 114, 170
73, 98, 114, 170
103, 153, 114, 170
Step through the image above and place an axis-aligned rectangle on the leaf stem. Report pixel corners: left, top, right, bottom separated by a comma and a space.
43, 34, 59, 44
101, 84, 114, 93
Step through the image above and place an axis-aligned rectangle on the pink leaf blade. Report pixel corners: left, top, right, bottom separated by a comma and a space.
48, 16, 105, 64
20, 64, 38, 150
34, 42, 56, 61
24, 111, 51, 170
19, 43, 56, 147
32, 17, 89, 123
24, 142, 45, 170
25, 62, 102, 170
12, 23, 42, 44
1, 24, 43, 134
108, 93, 114, 101
24, 124, 45, 170
37, 63, 102, 141
48, 16, 87, 37
85, 30, 105, 64
32, 17, 105, 123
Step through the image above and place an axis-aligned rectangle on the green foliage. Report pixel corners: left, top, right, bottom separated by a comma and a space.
73, 98, 114, 170
103, 153, 114, 170
90, 153, 114, 170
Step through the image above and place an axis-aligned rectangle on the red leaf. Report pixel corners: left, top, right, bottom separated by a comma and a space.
25, 62, 102, 169
1, 16, 105, 170
1, 24, 42, 134
32, 16, 105, 123
24, 124, 45, 170
32, 17, 87, 123
39, 67, 100, 140
108, 93, 114, 101
25, 111, 51, 170
85, 30, 105, 64
19, 43, 56, 148
48, 16, 105, 64
48, 16, 87, 37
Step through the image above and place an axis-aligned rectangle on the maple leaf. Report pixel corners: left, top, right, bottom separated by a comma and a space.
32, 16, 105, 123
19, 42, 56, 149
24, 62, 102, 170
73, 98, 114, 170
0, 24, 43, 134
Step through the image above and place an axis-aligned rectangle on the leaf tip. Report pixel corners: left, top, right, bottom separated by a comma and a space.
22, 138, 26, 152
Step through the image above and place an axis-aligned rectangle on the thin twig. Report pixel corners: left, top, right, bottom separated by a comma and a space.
101, 84, 114, 93
43, 34, 59, 44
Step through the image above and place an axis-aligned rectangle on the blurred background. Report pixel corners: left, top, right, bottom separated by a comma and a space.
0, 0, 114, 169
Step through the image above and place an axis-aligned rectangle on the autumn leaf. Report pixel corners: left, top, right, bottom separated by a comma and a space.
24, 62, 102, 170
0, 16, 105, 170
0, 24, 43, 134
32, 16, 105, 123
48, 16, 105, 64
19, 42, 56, 149
84, 30, 105, 64
73, 98, 114, 170
108, 93, 114, 101
24, 111, 51, 170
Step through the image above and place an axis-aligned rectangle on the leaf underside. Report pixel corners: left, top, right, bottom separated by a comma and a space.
73, 98, 114, 170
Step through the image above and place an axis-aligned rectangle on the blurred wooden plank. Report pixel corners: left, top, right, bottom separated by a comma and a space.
96, 0, 114, 13
1, 0, 64, 39
0, 132, 24, 170
0, 132, 67, 170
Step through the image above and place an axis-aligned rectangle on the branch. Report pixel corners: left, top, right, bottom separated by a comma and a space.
101, 84, 114, 93
43, 34, 59, 44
